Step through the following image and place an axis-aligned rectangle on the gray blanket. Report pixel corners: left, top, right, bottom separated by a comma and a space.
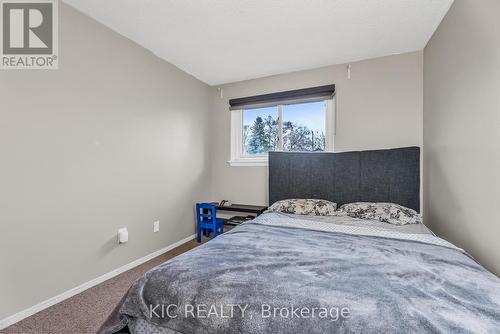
99, 216, 500, 334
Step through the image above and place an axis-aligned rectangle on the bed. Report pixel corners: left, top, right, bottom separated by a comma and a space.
99, 147, 500, 334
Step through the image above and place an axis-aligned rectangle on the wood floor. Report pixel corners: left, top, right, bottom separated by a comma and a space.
0, 234, 214, 334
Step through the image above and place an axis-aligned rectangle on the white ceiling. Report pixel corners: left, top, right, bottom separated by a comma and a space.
63, 0, 453, 85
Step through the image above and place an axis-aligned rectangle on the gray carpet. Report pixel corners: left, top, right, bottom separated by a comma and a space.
0, 234, 214, 334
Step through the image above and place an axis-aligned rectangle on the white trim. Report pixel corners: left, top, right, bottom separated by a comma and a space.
277, 105, 284, 151
229, 109, 244, 163
0, 234, 196, 330
228, 156, 268, 167
325, 98, 335, 152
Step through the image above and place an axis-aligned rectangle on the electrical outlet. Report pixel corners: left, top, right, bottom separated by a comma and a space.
118, 228, 128, 244
153, 221, 160, 233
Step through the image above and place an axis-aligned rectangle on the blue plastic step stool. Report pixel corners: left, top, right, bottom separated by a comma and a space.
196, 203, 224, 242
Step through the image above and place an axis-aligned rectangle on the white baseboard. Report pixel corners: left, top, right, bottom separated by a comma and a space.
0, 234, 196, 330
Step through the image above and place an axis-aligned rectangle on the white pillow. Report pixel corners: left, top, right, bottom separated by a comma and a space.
337, 202, 421, 225
267, 199, 337, 216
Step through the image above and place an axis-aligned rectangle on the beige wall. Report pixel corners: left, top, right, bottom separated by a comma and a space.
0, 4, 211, 320
423, 0, 500, 275
210, 51, 423, 206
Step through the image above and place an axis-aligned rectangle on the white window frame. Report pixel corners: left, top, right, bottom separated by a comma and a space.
228, 98, 336, 167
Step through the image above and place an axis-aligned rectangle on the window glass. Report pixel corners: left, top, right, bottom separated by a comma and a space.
242, 106, 279, 155
282, 101, 326, 152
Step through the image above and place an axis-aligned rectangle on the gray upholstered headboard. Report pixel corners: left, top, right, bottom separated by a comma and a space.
268, 147, 420, 212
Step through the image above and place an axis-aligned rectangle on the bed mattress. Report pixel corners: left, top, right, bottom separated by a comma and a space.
99, 213, 500, 334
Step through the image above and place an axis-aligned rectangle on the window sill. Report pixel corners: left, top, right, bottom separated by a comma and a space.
227, 158, 268, 167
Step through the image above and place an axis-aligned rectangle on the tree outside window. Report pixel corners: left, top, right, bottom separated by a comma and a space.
243, 101, 326, 155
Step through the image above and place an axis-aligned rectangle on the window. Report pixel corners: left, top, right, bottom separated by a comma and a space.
282, 101, 327, 152
243, 106, 279, 155
230, 99, 334, 166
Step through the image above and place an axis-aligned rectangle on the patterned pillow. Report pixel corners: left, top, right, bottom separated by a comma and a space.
337, 202, 421, 225
267, 199, 337, 216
